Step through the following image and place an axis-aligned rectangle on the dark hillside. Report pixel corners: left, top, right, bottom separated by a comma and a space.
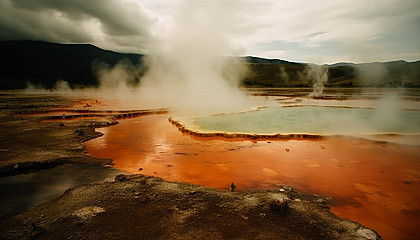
0, 41, 144, 89
244, 58, 420, 88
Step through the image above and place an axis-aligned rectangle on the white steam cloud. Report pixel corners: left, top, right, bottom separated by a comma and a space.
137, 0, 250, 114
24, 0, 251, 115
303, 64, 329, 97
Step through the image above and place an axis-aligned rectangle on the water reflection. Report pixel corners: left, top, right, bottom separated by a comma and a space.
0, 164, 125, 220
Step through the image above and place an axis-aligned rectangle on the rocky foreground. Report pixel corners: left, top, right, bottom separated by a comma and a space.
0, 174, 380, 240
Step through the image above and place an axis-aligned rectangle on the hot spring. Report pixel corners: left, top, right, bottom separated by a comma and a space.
82, 88, 420, 240
174, 104, 420, 144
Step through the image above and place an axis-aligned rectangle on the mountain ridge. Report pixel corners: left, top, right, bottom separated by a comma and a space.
1, 40, 419, 89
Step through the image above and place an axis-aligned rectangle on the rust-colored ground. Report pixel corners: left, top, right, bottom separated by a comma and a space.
85, 113, 420, 240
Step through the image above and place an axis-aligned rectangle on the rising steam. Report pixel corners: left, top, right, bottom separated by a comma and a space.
24, 0, 251, 114
306, 64, 329, 97
355, 63, 388, 86
138, 0, 249, 114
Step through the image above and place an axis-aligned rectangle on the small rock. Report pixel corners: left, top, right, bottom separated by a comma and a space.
30, 223, 42, 236
175, 152, 189, 155
115, 175, 128, 182
138, 168, 143, 171
285, 148, 290, 152
315, 198, 326, 204
230, 182, 236, 192
269, 198, 291, 214
74, 128, 85, 136
357, 228, 378, 240
72, 206, 105, 221
14, 164, 19, 169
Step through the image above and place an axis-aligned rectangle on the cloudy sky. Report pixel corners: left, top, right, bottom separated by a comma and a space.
1, 0, 419, 64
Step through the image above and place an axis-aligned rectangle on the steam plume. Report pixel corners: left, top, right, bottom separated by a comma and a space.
305, 64, 329, 97
138, 0, 249, 114
355, 63, 388, 86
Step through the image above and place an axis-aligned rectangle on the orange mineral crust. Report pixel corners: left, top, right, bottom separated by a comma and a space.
85, 114, 420, 240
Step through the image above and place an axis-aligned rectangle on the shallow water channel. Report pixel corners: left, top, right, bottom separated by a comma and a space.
0, 164, 125, 220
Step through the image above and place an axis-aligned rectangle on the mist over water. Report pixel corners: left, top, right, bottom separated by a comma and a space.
138, 0, 250, 114
23, 0, 250, 115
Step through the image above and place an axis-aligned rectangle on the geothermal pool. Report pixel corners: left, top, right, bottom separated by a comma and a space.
191, 106, 420, 135
82, 88, 420, 240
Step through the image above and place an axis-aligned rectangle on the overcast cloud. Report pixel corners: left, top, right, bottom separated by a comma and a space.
0, 0, 419, 64
0, 0, 156, 53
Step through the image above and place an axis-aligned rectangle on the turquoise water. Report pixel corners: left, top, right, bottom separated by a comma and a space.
193, 106, 420, 135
